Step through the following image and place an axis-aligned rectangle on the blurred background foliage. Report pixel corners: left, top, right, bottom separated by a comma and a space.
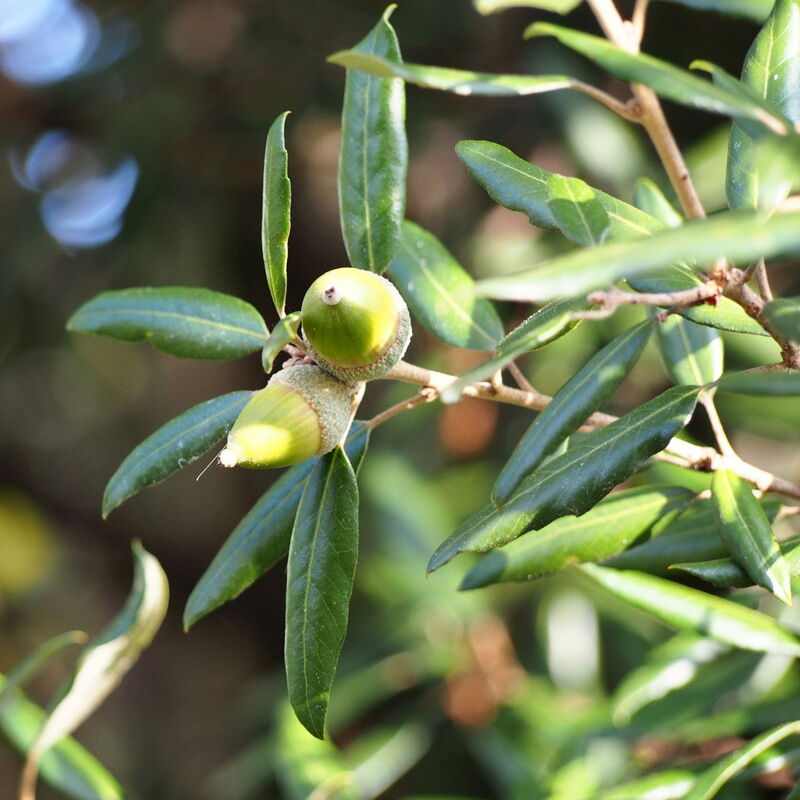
2, 0, 800, 798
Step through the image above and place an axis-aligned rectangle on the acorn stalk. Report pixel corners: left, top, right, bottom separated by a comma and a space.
219, 364, 360, 469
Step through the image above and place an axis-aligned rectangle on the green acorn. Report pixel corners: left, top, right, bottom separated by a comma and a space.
218, 364, 359, 469
301, 267, 411, 381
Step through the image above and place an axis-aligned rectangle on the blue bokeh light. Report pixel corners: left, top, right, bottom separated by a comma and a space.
13, 131, 139, 249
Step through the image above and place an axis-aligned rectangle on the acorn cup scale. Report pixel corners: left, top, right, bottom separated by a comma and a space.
219, 364, 360, 469
301, 267, 411, 381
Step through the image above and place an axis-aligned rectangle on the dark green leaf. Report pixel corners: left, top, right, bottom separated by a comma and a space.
711, 469, 791, 602
715, 366, 800, 394
727, 0, 800, 209
328, 50, 575, 96
494, 320, 654, 503
475, 0, 582, 12
685, 720, 800, 800
580, 564, 800, 655
183, 423, 369, 630
456, 140, 661, 238
475, 210, 800, 303
0, 675, 123, 800
338, 6, 407, 273
606, 498, 781, 575
440, 298, 583, 404
692, 59, 790, 138
633, 177, 683, 227
387, 220, 504, 349
655, 0, 774, 22
261, 311, 302, 373
628, 267, 768, 336
67, 287, 268, 359
546, 174, 610, 245
527, 23, 787, 131
763, 297, 800, 343
428, 386, 701, 571
103, 390, 252, 518
460, 486, 693, 589
21, 543, 168, 797
285, 447, 359, 738
0, 632, 87, 711
262, 111, 291, 317
655, 315, 724, 386
673, 534, 800, 587
613, 633, 728, 726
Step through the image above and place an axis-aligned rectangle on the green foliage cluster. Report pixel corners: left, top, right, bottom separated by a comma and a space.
7, 0, 800, 798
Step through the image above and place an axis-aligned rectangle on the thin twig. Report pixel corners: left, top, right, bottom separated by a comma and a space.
572, 80, 641, 121
754, 258, 774, 302
381, 360, 800, 500
507, 361, 537, 394
700, 393, 736, 459
631, 0, 650, 47
581, 283, 721, 316
366, 387, 438, 430
587, 0, 706, 219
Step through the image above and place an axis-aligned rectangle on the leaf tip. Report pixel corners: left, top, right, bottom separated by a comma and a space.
326, 49, 349, 66
523, 22, 550, 40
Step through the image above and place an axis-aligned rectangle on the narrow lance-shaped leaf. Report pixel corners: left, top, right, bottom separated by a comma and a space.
685, 720, 800, 800
546, 174, 610, 245
440, 298, 582, 404
762, 297, 800, 344
456, 139, 662, 238
20, 543, 169, 799
715, 366, 800, 395
475, 210, 800, 303
103, 390, 252, 518
527, 23, 787, 132
328, 50, 575, 97
711, 469, 792, 603
460, 486, 694, 590
494, 320, 654, 504
261, 311, 302, 373
387, 220, 504, 349
0, 675, 123, 800
673, 534, 800, 587
0, 632, 87, 711
67, 287, 268, 359
262, 111, 291, 317
655, 315, 724, 386
691, 59, 790, 138
633, 177, 683, 228
607, 498, 781, 575
428, 385, 701, 572
612, 633, 728, 726
727, 0, 800, 210
579, 564, 800, 656
628, 267, 768, 336
285, 447, 359, 738
183, 423, 370, 631
338, 6, 407, 273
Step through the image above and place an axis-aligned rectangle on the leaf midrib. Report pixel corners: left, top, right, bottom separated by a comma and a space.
73, 308, 266, 342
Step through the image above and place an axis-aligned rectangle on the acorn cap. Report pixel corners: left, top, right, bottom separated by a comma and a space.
219, 364, 359, 469
301, 267, 411, 381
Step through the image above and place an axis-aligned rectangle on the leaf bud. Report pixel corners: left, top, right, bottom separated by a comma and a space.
219, 365, 359, 469
301, 267, 411, 381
